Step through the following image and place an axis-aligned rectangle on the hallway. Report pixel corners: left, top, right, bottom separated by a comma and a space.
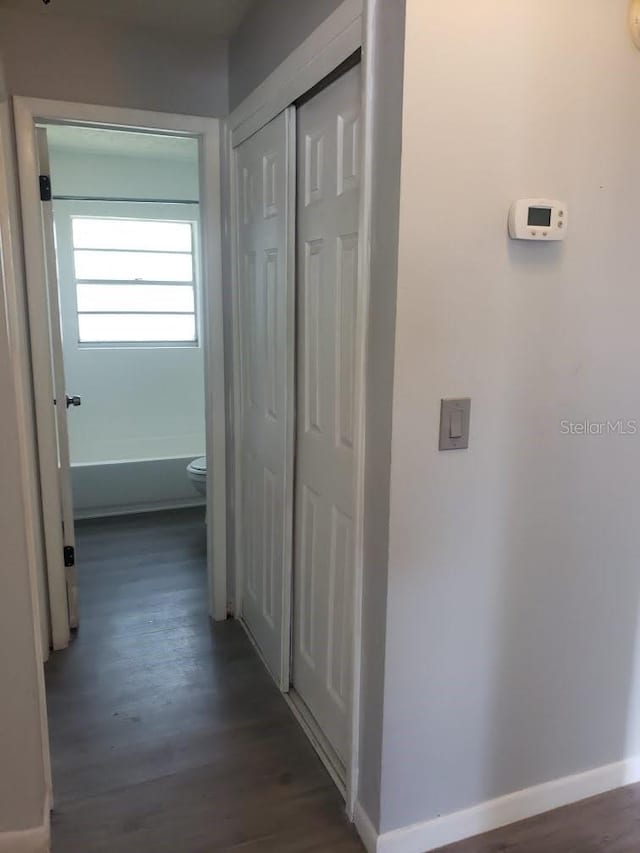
46, 509, 363, 852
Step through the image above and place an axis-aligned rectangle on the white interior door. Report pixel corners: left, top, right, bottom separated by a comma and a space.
28, 128, 78, 646
292, 64, 362, 765
235, 110, 294, 688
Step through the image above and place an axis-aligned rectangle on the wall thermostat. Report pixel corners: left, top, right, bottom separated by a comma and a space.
508, 199, 567, 241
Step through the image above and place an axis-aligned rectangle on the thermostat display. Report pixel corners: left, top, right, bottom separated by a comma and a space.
509, 199, 567, 241
527, 207, 552, 227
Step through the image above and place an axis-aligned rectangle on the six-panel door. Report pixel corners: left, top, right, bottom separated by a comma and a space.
235, 111, 292, 686
292, 64, 361, 765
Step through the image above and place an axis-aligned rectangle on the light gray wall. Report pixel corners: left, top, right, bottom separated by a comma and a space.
379, 0, 640, 833
0, 7, 228, 117
0, 86, 48, 833
228, 0, 344, 110
357, 0, 405, 831
49, 149, 205, 468
49, 148, 200, 203
48, 146, 206, 514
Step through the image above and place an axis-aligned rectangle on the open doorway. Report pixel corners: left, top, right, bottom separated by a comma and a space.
14, 102, 228, 659
40, 125, 209, 643
39, 122, 213, 650
47, 125, 206, 522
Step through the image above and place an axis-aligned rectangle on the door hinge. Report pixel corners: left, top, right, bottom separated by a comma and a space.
64, 545, 75, 567
39, 174, 52, 202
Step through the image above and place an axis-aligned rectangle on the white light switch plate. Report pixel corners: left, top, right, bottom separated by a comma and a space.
439, 398, 471, 451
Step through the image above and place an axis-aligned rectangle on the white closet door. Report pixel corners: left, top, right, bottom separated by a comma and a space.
236, 110, 294, 688
292, 64, 361, 764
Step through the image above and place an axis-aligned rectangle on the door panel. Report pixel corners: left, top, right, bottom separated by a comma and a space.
236, 110, 294, 687
24, 127, 76, 650
37, 129, 79, 630
292, 65, 361, 764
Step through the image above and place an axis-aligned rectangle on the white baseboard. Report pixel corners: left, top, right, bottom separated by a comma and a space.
355, 755, 640, 853
354, 801, 378, 853
0, 793, 50, 853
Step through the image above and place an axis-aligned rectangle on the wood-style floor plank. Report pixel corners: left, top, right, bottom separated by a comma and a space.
434, 781, 640, 852
46, 508, 363, 853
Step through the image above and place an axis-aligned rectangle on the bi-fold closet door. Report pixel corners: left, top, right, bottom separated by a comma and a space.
235, 109, 294, 690
291, 63, 361, 768
235, 63, 361, 770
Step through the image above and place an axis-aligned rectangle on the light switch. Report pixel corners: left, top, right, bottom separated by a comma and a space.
439, 398, 471, 451
449, 408, 464, 440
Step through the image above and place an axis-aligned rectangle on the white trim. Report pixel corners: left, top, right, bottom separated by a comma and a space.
14, 100, 70, 650
12, 97, 227, 633
0, 103, 50, 659
356, 756, 640, 853
346, 0, 376, 821
198, 110, 228, 622
354, 802, 378, 853
279, 105, 296, 692
228, 0, 363, 147
227, 0, 368, 821
225, 122, 243, 619
0, 793, 51, 853
0, 95, 53, 805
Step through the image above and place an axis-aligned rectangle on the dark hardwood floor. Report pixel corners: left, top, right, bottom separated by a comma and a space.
435, 782, 640, 852
46, 508, 363, 853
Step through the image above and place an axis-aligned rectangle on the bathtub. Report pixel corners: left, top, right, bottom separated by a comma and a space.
71, 456, 205, 519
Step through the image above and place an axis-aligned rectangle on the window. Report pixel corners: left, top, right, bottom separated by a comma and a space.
71, 217, 197, 345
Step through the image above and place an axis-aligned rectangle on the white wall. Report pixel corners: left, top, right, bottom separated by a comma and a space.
49, 144, 206, 514
50, 146, 205, 466
0, 62, 49, 837
378, 0, 640, 836
0, 7, 228, 117
49, 148, 200, 204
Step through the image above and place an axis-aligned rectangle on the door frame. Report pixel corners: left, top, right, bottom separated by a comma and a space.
12, 98, 228, 638
225, 0, 372, 818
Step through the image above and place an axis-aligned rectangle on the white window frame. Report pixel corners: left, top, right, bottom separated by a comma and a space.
51, 200, 204, 357
67, 211, 200, 349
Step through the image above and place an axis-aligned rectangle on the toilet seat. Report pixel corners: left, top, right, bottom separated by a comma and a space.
187, 457, 207, 499
187, 456, 206, 477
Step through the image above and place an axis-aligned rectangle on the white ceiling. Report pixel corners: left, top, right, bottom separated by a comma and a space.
0, 0, 255, 37
45, 125, 198, 163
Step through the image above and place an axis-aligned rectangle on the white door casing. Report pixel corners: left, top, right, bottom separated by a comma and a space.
292, 64, 362, 764
236, 109, 294, 688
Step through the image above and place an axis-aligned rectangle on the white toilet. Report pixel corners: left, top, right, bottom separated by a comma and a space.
186, 456, 207, 497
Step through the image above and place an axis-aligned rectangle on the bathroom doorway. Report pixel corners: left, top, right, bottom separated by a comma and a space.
13, 101, 227, 655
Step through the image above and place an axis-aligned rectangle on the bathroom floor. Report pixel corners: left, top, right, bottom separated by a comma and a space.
45, 508, 362, 852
